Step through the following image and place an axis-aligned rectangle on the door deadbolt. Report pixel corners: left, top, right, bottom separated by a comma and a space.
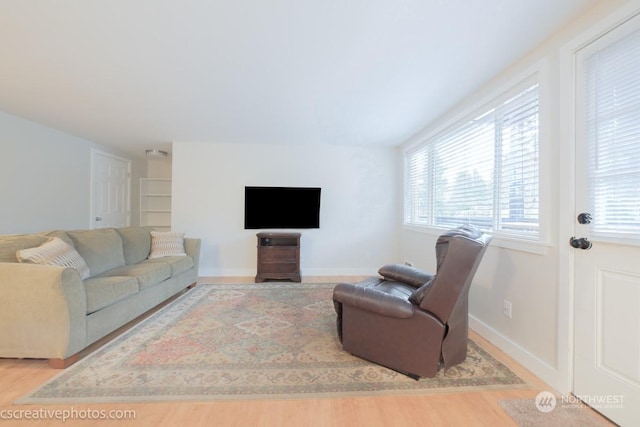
577, 213, 592, 224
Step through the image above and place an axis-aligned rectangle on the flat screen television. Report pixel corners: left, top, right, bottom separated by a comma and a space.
244, 186, 321, 229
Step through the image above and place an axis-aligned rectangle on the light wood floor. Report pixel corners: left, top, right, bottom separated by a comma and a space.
0, 277, 611, 426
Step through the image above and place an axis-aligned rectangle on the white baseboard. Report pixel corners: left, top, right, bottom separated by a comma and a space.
199, 267, 254, 277
199, 267, 374, 278
470, 314, 562, 392
301, 268, 374, 277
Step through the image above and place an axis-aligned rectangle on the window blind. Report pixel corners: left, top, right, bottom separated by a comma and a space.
583, 26, 640, 238
405, 147, 431, 225
405, 80, 540, 238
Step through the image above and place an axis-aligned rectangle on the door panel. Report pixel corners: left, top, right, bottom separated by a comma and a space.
573, 244, 640, 426
573, 12, 640, 426
596, 269, 640, 386
91, 150, 130, 228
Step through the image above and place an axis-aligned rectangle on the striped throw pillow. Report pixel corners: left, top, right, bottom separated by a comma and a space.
17, 237, 91, 279
148, 231, 186, 259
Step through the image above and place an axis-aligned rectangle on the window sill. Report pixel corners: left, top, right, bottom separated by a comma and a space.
402, 224, 550, 255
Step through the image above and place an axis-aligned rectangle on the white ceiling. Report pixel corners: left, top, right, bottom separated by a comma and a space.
0, 0, 598, 158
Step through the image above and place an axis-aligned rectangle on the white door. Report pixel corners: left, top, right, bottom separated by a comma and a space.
91, 150, 131, 228
573, 13, 640, 427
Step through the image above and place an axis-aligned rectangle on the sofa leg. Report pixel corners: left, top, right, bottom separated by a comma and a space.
49, 353, 79, 369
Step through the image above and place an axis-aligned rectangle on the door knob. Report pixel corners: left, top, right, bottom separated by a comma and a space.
577, 213, 592, 224
570, 237, 592, 250
95, 216, 102, 221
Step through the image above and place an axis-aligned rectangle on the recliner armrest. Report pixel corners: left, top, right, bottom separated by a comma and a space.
333, 280, 415, 319
378, 264, 434, 288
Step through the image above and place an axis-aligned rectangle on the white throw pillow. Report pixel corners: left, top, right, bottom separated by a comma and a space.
148, 231, 187, 259
17, 237, 91, 279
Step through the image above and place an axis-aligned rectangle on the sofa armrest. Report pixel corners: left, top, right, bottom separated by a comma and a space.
184, 238, 201, 275
0, 263, 87, 359
333, 280, 415, 319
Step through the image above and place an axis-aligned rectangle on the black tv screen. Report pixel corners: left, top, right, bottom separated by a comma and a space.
244, 186, 321, 229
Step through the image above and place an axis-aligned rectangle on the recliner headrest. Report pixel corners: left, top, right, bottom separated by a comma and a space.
435, 225, 482, 272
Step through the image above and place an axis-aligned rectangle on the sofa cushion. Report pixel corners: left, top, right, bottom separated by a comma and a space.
99, 262, 172, 290
0, 234, 49, 263
16, 237, 91, 279
84, 276, 139, 314
149, 231, 186, 258
68, 229, 126, 277
115, 226, 154, 265
41, 230, 74, 246
144, 256, 194, 276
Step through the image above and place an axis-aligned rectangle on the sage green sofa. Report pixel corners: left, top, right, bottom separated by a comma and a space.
0, 226, 200, 367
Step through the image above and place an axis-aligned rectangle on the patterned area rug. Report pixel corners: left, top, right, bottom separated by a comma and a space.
18, 283, 528, 403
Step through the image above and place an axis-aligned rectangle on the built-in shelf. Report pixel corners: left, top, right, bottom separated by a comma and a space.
140, 178, 171, 230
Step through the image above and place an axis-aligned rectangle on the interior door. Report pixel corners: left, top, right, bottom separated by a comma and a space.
91, 150, 131, 228
573, 13, 640, 427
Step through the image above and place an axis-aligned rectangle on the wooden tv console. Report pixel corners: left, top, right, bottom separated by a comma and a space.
255, 232, 301, 282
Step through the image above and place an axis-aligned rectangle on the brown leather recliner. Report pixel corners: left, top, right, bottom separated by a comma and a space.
333, 225, 492, 378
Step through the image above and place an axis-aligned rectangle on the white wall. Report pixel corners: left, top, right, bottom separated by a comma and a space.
146, 156, 172, 179
0, 110, 144, 234
400, 0, 629, 393
172, 142, 401, 277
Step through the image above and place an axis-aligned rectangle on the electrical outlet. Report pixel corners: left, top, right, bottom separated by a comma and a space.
503, 300, 512, 318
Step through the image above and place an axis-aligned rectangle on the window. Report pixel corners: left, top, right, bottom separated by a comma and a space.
405, 78, 540, 239
579, 23, 640, 240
